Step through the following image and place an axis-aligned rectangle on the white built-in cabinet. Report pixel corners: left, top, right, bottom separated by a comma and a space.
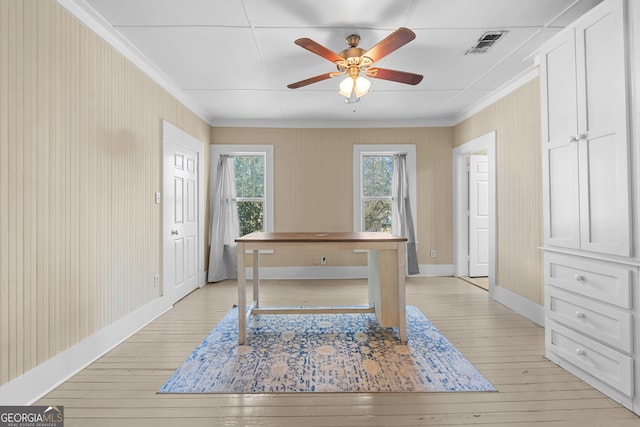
540, 0, 640, 414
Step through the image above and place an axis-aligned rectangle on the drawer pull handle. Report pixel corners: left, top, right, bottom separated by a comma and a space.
574, 274, 585, 282
575, 311, 586, 319
575, 348, 586, 356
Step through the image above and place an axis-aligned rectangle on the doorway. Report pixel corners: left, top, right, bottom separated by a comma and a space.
453, 131, 496, 294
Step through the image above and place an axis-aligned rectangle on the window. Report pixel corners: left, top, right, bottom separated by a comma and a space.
353, 145, 417, 235
234, 155, 265, 236
362, 155, 394, 232
211, 145, 274, 236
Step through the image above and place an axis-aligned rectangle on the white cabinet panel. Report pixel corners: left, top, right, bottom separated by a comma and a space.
546, 286, 632, 352
540, 0, 630, 256
545, 144, 580, 248
579, 134, 631, 255
545, 252, 632, 309
541, 30, 577, 146
547, 321, 634, 396
575, 0, 631, 256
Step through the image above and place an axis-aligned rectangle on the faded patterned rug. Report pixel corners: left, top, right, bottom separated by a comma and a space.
158, 305, 495, 393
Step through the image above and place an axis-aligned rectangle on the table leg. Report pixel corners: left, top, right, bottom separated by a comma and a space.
237, 242, 246, 345
397, 242, 407, 344
253, 250, 260, 307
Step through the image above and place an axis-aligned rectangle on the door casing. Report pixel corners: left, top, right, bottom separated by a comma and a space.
453, 131, 496, 293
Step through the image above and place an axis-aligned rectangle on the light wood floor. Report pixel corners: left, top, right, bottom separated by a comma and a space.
38, 277, 640, 426
460, 276, 489, 291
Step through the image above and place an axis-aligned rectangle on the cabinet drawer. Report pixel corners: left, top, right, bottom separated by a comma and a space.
546, 286, 632, 352
546, 321, 633, 396
545, 252, 632, 308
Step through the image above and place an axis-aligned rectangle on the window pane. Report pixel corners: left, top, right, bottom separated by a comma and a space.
364, 200, 392, 232
237, 201, 263, 236
363, 155, 393, 197
235, 155, 264, 198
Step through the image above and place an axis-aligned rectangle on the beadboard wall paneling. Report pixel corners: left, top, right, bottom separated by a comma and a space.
210, 127, 453, 268
453, 78, 544, 304
0, 0, 210, 386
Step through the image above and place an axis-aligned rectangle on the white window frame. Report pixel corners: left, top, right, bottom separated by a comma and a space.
210, 145, 274, 236
353, 145, 417, 236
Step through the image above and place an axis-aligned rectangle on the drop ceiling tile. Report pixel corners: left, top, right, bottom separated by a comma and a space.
400, 28, 540, 91
243, 0, 414, 29
187, 90, 283, 122
85, 0, 250, 26
468, 28, 562, 90
351, 90, 463, 121
407, 0, 577, 29
437, 89, 494, 119
117, 27, 271, 89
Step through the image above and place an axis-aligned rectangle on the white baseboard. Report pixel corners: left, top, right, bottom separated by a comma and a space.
417, 264, 455, 276
0, 296, 173, 405
245, 264, 455, 280
489, 284, 545, 327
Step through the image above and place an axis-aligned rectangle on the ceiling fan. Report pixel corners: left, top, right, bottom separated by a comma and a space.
287, 27, 424, 103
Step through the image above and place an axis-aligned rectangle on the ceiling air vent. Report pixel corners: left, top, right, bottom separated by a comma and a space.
465, 31, 507, 55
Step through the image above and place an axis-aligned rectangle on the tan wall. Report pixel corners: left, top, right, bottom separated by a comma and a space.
211, 127, 453, 267
453, 78, 544, 304
0, 0, 210, 386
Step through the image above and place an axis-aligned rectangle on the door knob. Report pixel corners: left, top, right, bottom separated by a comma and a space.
171, 230, 178, 236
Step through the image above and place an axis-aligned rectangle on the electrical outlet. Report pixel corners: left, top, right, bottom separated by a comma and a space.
321, 256, 327, 265
430, 250, 436, 258
154, 274, 160, 287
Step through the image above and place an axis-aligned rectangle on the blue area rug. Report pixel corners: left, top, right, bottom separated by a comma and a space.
158, 305, 495, 393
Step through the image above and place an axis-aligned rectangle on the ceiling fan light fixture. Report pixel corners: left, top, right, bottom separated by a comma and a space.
339, 75, 370, 99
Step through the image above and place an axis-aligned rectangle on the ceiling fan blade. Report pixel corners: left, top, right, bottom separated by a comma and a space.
294, 38, 344, 63
287, 72, 334, 89
363, 27, 416, 63
366, 68, 423, 85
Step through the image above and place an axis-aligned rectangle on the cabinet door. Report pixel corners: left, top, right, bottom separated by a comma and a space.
540, 31, 580, 249
575, 0, 631, 256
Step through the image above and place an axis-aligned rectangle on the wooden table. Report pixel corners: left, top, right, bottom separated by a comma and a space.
235, 232, 407, 345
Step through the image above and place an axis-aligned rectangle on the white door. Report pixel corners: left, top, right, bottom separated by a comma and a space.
469, 155, 488, 277
163, 130, 199, 303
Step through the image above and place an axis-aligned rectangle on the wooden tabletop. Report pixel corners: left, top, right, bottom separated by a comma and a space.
235, 231, 407, 243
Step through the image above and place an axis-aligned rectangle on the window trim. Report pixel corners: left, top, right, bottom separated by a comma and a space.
353, 145, 417, 236
210, 145, 274, 235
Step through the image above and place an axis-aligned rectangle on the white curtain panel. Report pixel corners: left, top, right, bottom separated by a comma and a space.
208, 155, 240, 282
393, 154, 419, 275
